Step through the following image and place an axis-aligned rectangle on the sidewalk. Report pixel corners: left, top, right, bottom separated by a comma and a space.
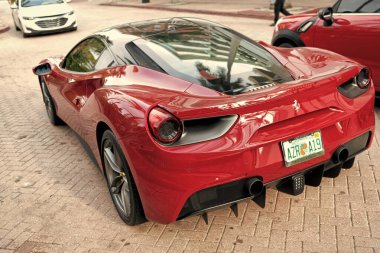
102, 0, 336, 20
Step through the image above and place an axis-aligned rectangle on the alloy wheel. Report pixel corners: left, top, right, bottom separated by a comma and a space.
103, 138, 131, 217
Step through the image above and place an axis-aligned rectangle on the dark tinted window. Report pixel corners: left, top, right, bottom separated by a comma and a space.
64, 38, 106, 72
129, 22, 293, 95
337, 0, 380, 13
94, 49, 116, 70
21, 0, 63, 7
126, 43, 164, 73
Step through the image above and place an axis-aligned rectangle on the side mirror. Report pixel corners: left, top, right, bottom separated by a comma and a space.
65, 0, 72, 3
33, 63, 52, 76
318, 7, 334, 26
10, 4, 18, 9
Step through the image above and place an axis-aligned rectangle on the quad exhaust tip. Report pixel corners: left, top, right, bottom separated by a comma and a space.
247, 177, 264, 197
332, 147, 349, 164
200, 147, 351, 224
201, 177, 266, 224
200, 147, 350, 225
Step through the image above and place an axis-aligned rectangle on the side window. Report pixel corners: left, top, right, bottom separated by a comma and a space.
94, 49, 116, 71
64, 38, 106, 72
337, 0, 380, 13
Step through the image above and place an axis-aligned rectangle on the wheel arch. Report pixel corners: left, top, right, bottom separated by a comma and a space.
92, 93, 152, 208
272, 29, 305, 47
97, 121, 147, 225
94, 114, 140, 178
96, 121, 111, 163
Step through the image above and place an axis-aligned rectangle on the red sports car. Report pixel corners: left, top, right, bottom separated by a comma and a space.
271, 0, 380, 98
33, 18, 375, 225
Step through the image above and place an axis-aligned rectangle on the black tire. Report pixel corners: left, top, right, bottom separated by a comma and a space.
278, 42, 295, 48
18, 20, 29, 37
101, 130, 146, 225
39, 77, 64, 125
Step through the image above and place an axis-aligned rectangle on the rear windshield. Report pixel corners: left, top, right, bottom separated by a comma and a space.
127, 22, 293, 95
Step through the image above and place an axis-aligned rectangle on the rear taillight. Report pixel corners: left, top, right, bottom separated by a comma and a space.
148, 107, 182, 145
338, 68, 371, 99
356, 68, 370, 89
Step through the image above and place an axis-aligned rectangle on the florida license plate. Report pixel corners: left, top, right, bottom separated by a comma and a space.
281, 130, 325, 167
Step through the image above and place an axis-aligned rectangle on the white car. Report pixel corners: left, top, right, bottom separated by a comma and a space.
10, 0, 77, 37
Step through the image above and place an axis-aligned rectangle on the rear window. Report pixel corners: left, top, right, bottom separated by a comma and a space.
127, 23, 293, 95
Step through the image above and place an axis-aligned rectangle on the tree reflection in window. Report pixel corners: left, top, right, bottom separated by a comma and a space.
64, 38, 106, 72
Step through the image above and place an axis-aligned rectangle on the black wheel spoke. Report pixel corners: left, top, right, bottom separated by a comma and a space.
111, 176, 123, 194
120, 181, 131, 215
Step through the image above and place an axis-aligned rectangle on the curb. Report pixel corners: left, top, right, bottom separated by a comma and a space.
101, 2, 274, 20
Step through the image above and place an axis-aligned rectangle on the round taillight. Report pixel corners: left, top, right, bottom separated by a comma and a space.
148, 107, 182, 144
356, 69, 370, 89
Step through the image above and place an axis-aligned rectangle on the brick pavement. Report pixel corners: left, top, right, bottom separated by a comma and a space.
0, 1, 379, 252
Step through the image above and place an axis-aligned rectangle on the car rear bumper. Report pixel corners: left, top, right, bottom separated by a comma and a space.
119, 87, 375, 224
177, 131, 371, 220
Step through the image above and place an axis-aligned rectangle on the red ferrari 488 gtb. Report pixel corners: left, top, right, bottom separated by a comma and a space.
33, 18, 375, 225
271, 0, 380, 98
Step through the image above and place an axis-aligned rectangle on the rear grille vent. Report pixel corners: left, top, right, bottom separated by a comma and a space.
337, 78, 368, 99
36, 18, 68, 28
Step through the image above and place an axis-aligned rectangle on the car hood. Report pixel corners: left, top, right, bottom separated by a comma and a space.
20, 3, 72, 17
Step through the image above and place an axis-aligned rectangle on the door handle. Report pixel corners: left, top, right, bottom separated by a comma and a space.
68, 78, 76, 83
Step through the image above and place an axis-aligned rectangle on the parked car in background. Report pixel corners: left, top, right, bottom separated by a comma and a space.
271, 0, 380, 98
33, 18, 375, 225
10, 0, 77, 37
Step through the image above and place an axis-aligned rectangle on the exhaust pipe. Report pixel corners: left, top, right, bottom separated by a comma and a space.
246, 177, 264, 197
332, 147, 349, 164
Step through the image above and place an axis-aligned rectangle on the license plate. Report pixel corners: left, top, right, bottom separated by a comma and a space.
281, 130, 325, 167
